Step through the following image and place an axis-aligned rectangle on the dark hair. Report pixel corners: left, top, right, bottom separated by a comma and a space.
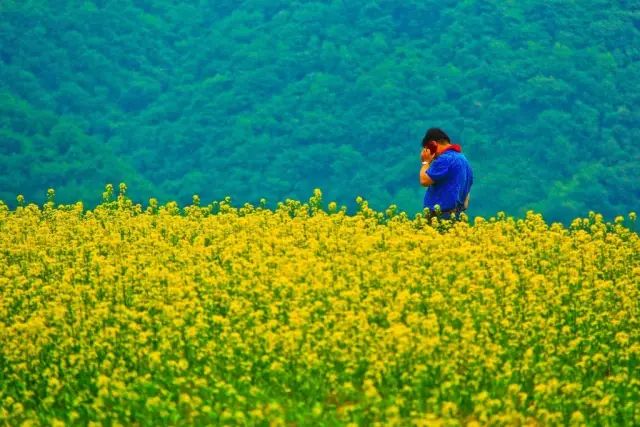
422, 128, 450, 146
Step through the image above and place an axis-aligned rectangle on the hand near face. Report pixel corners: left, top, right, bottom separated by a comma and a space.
421, 148, 435, 163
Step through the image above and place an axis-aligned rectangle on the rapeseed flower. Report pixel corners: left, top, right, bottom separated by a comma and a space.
0, 189, 638, 425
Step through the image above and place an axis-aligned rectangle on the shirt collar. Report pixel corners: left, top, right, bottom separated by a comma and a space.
437, 144, 462, 157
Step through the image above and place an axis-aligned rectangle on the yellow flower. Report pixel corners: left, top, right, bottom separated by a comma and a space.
0, 190, 637, 424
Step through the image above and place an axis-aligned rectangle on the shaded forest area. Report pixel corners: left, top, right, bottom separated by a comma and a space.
1, 0, 638, 222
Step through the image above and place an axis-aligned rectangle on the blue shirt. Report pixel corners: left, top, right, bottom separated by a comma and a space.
423, 150, 473, 213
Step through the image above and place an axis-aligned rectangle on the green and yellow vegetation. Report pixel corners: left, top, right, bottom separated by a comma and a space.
1, 1, 639, 222
1, 186, 638, 425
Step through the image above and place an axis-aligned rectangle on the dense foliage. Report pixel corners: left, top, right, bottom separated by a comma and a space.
0, 189, 638, 425
0, 1, 638, 221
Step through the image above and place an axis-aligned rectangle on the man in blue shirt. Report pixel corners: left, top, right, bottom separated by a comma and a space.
419, 128, 473, 219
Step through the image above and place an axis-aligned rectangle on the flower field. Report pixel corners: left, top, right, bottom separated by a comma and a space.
0, 186, 639, 426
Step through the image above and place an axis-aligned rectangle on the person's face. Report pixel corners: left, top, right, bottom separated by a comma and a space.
423, 140, 438, 155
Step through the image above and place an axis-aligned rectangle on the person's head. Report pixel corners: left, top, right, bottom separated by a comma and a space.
422, 128, 451, 154
422, 127, 450, 145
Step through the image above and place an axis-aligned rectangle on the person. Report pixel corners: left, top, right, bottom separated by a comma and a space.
419, 128, 473, 220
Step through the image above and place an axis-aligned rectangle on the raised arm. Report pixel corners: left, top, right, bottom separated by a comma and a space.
420, 162, 435, 186
419, 148, 436, 187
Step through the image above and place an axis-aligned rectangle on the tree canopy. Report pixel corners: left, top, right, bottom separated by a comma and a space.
1, 0, 638, 222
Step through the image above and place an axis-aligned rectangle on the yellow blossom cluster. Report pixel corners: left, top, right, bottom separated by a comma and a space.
0, 186, 638, 426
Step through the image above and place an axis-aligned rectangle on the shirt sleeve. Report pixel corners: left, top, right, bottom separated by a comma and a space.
426, 156, 452, 183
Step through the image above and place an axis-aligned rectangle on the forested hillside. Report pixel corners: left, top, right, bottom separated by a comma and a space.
1, 1, 638, 222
